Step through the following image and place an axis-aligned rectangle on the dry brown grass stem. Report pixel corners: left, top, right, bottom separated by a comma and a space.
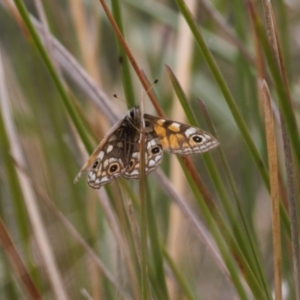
0, 218, 42, 299
261, 80, 282, 300
261, 1, 300, 298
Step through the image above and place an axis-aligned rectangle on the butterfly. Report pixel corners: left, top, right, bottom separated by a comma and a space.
74, 106, 219, 189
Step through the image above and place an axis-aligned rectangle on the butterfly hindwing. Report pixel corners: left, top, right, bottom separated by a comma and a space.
86, 140, 127, 189
123, 123, 163, 179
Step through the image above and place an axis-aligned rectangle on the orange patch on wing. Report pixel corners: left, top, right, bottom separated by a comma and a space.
189, 137, 200, 147
181, 142, 190, 149
156, 119, 165, 126
154, 124, 166, 138
168, 123, 180, 132
154, 125, 170, 149
176, 134, 186, 143
160, 136, 170, 149
169, 134, 179, 148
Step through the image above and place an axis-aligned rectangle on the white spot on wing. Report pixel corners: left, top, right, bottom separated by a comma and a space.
149, 160, 155, 167
98, 151, 104, 160
103, 159, 109, 168
148, 139, 159, 147
130, 170, 139, 176
132, 152, 139, 159
185, 128, 196, 136
155, 154, 162, 162
170, 123, 180, 130
107, 145, 113, 153
101, 176, 109, 183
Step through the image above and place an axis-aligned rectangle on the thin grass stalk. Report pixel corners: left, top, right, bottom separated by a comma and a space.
275, 0, 290, 74
0, 218, 41, 299
111, 182, 140, 299
282, 125, 300, 300
139, 101, 149, 299
174, 0, 269, 188
163, 249, 196, 300
32, 0, 55, 61
261, 80, 282, 300
0, 62, 30, 258
146, 189, 169, 299
260, 2, 300, 298
86, 198, 102, 299
126, 200, 142, 267
101, 186, 141, 299
165, 65, 196, 126
0, 50, 69, 300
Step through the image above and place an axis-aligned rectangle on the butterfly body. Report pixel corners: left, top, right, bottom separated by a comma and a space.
75, 106, 219, 189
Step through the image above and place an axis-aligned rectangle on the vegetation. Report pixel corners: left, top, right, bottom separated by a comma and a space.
0, 0, 299, 299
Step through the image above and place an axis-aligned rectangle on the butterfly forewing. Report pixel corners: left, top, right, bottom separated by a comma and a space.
75, 107, 141, 189
144, 114, 219, 156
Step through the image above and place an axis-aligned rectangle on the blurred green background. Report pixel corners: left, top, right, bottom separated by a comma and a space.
0, 0, 299, 299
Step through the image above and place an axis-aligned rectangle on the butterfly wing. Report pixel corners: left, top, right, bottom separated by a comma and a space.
85, 141, 127, 189
144, 114, 219, 156
123, 122, 163, 179
74, 117, 131, 189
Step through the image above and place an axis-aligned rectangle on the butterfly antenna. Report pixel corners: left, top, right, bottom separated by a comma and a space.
140, 79, 159, 107
113, 93, 127, 105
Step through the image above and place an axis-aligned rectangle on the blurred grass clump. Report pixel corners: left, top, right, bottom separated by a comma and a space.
0, 0, 300, 299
